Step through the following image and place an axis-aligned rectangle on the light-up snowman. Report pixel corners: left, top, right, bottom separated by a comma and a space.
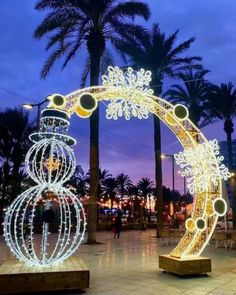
3, 108, 86, 266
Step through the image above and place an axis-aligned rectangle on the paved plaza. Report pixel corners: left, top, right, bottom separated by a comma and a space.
1, 229, 236, 295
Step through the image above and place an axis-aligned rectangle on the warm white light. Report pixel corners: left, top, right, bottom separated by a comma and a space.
23, 104, 33, 110
174, 139, 230, 194
4, 186, 86, 266
102, 66, 153, 120
6, 65, 230, 263
3, 111, 86, 266
25, 137, 76, 185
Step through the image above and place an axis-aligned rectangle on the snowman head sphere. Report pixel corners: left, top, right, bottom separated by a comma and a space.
25, 109, 76, 185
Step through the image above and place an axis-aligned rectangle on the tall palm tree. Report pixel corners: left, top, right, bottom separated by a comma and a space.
34, 0, 150, 244
165, 70, 214, 128
208, 82, 236, 167
207, 82, 236, 229
115, 23, 201, 235
0, 108, 35, 205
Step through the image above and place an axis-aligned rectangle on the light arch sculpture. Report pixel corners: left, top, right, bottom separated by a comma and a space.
51, 66, 229, 259
3, 67, 229, 267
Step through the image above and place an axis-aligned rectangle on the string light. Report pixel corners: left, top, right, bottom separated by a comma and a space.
3, 66, 230, 265
174, 139, 230, 194
102, 66, 154, 120
3, 109, 86, 266
61, 66, 229, 259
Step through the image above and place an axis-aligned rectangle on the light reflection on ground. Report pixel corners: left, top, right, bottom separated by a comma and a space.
1, 229, 236, 295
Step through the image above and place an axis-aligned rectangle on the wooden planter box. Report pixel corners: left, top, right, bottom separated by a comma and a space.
0, 257, 89, 294
159, 255, 211, 276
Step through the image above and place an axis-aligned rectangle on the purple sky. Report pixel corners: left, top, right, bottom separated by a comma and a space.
0, 0, 236, 191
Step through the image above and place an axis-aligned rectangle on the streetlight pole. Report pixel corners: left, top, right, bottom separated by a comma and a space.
178, 170, 186, 195
23, 99, 48, 130
161, 154, 175, 191
184, 175, 186, 195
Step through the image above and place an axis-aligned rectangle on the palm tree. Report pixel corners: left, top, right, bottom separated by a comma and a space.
137, 177, 153, 220
86, 168, 112, 197
98, 168, 112, 197
34, 0, 150, 244
115, 23, 201, 235
207, 82, 236, 229
0, 108, 35, 206
208, 82, 236, 167
165, 70, 214, 128
127, 184, 138, 218
102, 177, 117, 208
68, 165, 89, 197
116, 173, 132, 200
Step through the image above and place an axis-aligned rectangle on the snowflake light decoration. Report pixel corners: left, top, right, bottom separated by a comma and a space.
175, 139, 230, 194
102, 66, 154, 120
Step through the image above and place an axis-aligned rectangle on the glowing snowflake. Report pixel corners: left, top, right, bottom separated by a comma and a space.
102, 66, 154, 120
175, 139, 230, 194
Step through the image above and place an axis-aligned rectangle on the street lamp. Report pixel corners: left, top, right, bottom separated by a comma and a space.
22, 99, 48, 130
22, 104, 34, 110
161, 154, 175, 191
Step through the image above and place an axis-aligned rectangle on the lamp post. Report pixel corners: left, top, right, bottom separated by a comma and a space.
161, 154, 175, 191
178, 170, 186, 195
23, 99, 48, 130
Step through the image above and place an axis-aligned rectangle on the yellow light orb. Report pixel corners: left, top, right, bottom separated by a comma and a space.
185, 218, 195, 231
75, 106, 92, 118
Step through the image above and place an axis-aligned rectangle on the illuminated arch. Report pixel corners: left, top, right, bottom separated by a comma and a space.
48, 67, 229, 259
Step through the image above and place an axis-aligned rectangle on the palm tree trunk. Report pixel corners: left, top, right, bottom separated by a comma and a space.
154, 115, 163, 237
231, 176, 236, 229
87, 52, 101, 244
226, 129, 233, 168
223, 119, 236, 228
224, 120, 236, 229
153, 81, 164, 237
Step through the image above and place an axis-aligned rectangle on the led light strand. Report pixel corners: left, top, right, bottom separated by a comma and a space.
4, 110, 86, 266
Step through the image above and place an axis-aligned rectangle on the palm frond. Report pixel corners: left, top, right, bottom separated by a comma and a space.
61, 38, 83, 70
80, 57, 90, 88
105, 1, 150, 21
100, 48, 115, 75
40, 44, 70, 79
45, 26, 72, 50
168, 37, 196, 58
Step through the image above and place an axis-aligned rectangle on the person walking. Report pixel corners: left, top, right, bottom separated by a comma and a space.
114, 212, 122, 238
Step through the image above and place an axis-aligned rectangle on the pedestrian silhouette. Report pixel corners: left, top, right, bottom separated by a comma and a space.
114, 212, 122, 238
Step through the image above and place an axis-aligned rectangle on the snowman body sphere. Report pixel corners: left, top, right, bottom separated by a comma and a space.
3, 109, 86, 266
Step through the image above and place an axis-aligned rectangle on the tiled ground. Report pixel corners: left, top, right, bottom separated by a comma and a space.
1, 229, 236, 294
